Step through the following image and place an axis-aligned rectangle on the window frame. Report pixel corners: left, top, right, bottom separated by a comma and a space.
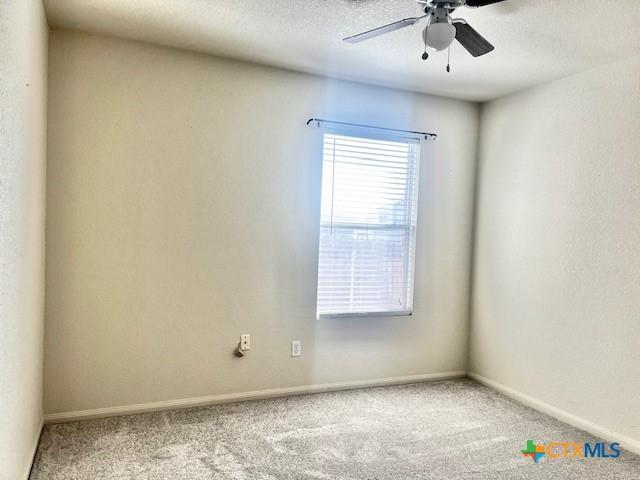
315, 125, 423, 320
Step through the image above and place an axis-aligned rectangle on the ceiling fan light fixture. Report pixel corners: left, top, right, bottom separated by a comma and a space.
342, 0, 499, 60
422, 22, 456, 51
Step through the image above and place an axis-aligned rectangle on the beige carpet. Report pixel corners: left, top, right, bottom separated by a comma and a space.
31, 379, 640, 479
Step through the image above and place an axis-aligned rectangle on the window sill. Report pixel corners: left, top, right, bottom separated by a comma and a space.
317, 310, 412, 320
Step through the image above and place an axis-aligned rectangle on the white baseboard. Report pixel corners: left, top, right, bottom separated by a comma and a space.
44, 370, 466, 424
24, 418, 43, 479
468, 372, 640, 456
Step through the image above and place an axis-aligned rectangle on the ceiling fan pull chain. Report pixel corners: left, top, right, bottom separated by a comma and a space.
421, 15, 431, 61
446, 45, 451, 72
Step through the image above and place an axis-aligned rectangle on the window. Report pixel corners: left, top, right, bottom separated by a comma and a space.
316, 129, 421, 318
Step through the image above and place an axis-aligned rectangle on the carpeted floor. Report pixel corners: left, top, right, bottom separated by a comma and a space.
31, 379, 640, 479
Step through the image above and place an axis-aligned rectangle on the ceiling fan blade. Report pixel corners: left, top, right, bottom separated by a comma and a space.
343, 16, 426, 43
454, 22, 494, 57
465, 0, 507, 6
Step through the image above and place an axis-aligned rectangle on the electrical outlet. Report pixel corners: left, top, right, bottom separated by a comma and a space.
240, 334, 251, 351
291, 340, 301, 357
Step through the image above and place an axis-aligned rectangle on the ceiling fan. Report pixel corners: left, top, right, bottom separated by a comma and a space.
343, 0, 506, 69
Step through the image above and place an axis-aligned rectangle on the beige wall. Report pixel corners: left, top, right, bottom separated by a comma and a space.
44, 30, 479, 414
470, 56, 640, 447
0, 0, 48, 478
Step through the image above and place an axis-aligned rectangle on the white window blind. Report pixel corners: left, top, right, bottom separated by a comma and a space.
316, 129, 421, 318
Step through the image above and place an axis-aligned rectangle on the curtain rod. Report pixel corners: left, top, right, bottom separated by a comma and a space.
306, 118, 437, 141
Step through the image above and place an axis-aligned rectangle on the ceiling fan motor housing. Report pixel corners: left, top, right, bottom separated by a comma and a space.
423, 0, 466, 11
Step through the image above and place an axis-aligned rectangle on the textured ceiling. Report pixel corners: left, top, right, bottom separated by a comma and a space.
44, 0, 640, 101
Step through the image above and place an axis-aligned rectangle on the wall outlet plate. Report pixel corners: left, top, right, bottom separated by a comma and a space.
240, 334, 251, 351
291, 340, 301, 357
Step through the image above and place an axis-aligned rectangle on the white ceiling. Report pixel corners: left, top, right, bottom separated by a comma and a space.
44, 0, 640, 101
